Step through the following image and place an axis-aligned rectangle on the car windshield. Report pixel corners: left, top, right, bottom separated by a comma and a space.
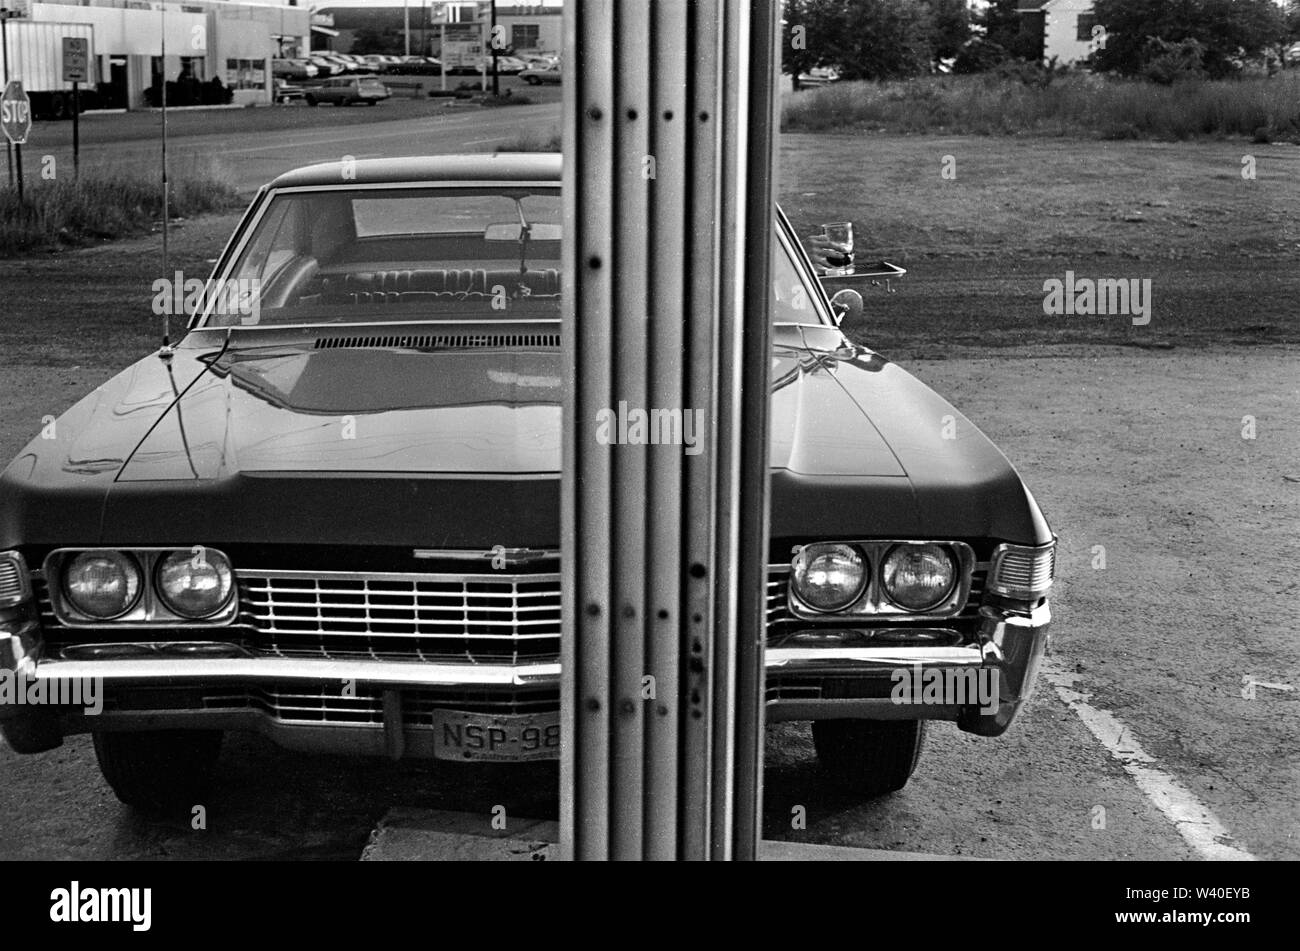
209, 187, 564, 327
207, 186, 824, 329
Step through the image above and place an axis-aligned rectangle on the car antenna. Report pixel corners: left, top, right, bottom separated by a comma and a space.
158, 2, 173, 363
515, 200, 530, 274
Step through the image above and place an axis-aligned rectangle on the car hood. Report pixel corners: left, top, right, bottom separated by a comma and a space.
110, 340, 906, 481
0, 330, 1051, 549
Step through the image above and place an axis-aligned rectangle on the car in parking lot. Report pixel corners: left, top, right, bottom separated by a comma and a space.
272, 58, 318, 80
307, 56, 345, 77
519, 61, 562, 85
273, 79, 308, 104
305, 75, 390, 107
0, 153, 1055, 810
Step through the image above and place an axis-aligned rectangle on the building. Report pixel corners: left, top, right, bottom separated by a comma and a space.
314, 3, 561, 58
5, 0, 310, 110
1016, 0, 1100, 66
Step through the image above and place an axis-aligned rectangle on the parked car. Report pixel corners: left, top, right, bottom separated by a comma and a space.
519, 61, 562, 85
318, 53, 359, 73
797, 66, 840, 87
0, 153, 1056, 810
388, 56, 442, 76
307, 55, 345, 77
355, 54, 388, 73
272, 78, 307, 104
488, 55, 528, 75
272, 58, 317, 80
304, 75, 390, 107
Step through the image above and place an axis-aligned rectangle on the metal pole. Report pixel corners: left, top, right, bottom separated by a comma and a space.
160, 4, 171, 351
488, 0, 498, 97
404, 0, 410, 57
2, 12, 12, 190
560, 0, 777, 861
72, 81, 79, 179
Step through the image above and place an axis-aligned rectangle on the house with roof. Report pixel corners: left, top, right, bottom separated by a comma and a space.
1017, 0, 1102, 65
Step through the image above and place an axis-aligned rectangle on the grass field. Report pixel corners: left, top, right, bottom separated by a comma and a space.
0, 133, 1293, 384
783, 74, 1300, 143
777, 133, 1298, 357
0, 157, 241, 255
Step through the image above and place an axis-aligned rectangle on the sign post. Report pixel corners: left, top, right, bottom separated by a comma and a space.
1, 78, 31, 200
62, 37, 88, 178
1, 7, 13, 190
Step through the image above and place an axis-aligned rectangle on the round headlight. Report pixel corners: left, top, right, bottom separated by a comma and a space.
882, 544, 956, 612
156, 549, 234, 619
64, 551, 142, 619
791, 543, 867, 613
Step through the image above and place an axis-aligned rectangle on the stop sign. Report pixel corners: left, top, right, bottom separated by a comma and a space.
1, 81, 33, 146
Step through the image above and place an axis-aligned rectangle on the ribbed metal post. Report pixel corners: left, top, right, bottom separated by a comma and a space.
560, 0, 777, 861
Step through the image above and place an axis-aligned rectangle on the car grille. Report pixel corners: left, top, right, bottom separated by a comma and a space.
197, 683, 558, 723
33, 564, 986, 665
237, 570, 562, 664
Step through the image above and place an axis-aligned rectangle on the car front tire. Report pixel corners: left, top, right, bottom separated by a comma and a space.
812, 719, 925, 798
92, 729, 223, 813
525, 76, 540, 85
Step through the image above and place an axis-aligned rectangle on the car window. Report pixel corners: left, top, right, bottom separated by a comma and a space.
212, 186, 825, 330
771, 222, 829, 327
210, 187, 563, 327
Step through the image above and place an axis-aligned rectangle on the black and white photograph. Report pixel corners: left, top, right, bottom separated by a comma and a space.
0, 0, 1294, 904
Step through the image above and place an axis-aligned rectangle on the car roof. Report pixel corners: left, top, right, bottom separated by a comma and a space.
267, 153, 562, 189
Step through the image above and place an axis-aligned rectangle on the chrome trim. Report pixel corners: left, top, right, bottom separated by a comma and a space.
784, 541, 976, 621
41, 549, 239, 628
29, 656, 559, 687
988, 541, 1056, 599
766, 644, 983, 670
236, 568, 561, 663
0, 551, 32, 608
412, 547, 560, 566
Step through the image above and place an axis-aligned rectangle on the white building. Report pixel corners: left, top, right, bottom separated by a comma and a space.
8, 0, 310, 110
1016, 0, 1101, 66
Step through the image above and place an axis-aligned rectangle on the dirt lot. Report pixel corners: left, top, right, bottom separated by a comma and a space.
0, 133, 1295, 859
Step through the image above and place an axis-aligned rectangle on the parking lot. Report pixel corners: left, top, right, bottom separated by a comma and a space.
0, 104, 1294, 861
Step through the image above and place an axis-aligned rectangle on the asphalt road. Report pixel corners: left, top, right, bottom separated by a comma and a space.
20, 95, 562, 194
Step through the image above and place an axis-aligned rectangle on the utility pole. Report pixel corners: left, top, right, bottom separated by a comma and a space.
488, 0, 498, 97
559, 0, 778, 860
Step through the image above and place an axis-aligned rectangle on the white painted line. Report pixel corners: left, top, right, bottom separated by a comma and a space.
1043, 660, 1256, 861
465, 137, 507, 146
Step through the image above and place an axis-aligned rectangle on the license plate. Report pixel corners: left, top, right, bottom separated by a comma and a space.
431, 710, 560, 762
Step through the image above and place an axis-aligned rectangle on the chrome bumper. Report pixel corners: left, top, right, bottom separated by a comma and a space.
1, 600, 1049, 749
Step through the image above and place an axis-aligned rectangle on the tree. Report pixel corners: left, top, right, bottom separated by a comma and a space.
782, 0, 838, 87
969, 0, 1042, 65
353, 27, 404, 56
784, 0, 935, 83
1091, 0, 1286, 78
920, 0, 971, 67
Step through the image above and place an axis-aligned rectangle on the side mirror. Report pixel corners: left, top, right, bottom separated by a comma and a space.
829, 288, 863, 326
